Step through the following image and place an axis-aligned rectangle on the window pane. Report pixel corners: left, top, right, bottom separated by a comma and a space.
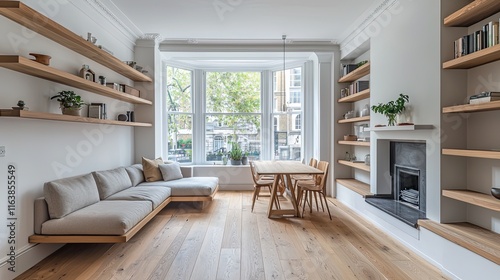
205, 114, 261, 161
166, 66, 192, 112
206, 72, 261, 113
167, 114, 192, 163
272, 113, 301, 160
273, 67, 302, 112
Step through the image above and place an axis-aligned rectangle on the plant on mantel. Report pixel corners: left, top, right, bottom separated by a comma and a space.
371, 94, 409, 126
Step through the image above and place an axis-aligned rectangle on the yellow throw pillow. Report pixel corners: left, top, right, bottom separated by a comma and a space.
142, 157, 164, 182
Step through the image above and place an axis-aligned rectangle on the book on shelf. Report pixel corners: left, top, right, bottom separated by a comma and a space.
89, 103, 107, 119
469, 91, 500, 99
341, 64, 358, 77
454, 21, 499, 58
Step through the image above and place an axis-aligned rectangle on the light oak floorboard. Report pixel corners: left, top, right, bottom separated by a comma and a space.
16, 191, 449, 280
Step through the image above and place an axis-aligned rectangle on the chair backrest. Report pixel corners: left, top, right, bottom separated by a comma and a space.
309, 158, 318, 168
249, 161, 260, 184
316, 161, 329, 187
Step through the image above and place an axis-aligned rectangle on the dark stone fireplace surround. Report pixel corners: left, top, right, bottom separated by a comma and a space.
365, 141, 427, 228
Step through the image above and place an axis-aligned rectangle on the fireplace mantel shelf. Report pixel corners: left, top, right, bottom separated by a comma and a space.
367, 124, 434, 131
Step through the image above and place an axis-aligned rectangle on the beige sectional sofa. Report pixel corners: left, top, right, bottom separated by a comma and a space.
30, 163, 218, 243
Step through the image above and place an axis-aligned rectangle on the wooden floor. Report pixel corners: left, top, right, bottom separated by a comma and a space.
17, 191, 450, 280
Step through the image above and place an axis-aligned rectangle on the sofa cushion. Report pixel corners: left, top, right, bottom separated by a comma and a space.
138, 177, 218, 196
43, 173, 100, 219
41, 200, 152, 235
125, 164, 144, 187
159, 162, 183, 181
93, 167, 132, 200
142, 157, 164, 182
106, 186, 171, 209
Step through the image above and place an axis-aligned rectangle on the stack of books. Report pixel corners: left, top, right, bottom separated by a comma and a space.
469, 92, 500, 104
454, 21, 499, 58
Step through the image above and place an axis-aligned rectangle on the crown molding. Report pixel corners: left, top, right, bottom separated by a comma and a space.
82, 0, 142, 44
339, 0, 398, 59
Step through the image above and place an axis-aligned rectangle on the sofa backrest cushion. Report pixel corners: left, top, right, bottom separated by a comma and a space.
43, 173, 100, 219
159, 162, 183, 181
142, 157, 164, 182
93, 167, 132, 199
125, 164, 144, 187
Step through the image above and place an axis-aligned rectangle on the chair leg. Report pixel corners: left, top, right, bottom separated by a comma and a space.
309, 192, 313, 213
313, 192, 319, 211
318, 192, 325, 212
251, 187, 258, 212
302, 191, 308, 218
322, 192, 332, 220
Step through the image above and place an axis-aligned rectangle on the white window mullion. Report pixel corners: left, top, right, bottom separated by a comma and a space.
192, 69, 205, 164
261, 70, 273, 160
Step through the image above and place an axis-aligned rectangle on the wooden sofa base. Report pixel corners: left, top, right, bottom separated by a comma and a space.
29, 186, 219, 244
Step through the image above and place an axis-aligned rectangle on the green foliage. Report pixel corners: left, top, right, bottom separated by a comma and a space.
371, 94, 409, 126
229, 142, 243, 160
50, 90, 86, 109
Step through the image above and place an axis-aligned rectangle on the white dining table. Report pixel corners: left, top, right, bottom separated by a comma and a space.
252, 160, 323, 218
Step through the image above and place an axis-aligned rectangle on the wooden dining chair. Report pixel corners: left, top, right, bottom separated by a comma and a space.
296, 160, 331, 220
293, 158, 318, 207
249, 161, 280, 212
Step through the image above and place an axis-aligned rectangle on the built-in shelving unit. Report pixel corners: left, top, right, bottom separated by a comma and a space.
367, 124, 434, 131
337, 116, 370, 124
438, 1, 500, 264
338, 89, 370, 103
442, 148, 500, 160
337, 160, 370, 172
0, 1, 152, 82
338, 140, 370, 147
442, 100, 500, 113
0, 56, 152, 105
442, 190, 500, 212
338, 62, 370, 83
0, 109, 152, 127
418, 220, 500, 265
336, 178, 372, 197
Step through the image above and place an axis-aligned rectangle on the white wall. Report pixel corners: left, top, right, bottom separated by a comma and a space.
0, 1, 139, 279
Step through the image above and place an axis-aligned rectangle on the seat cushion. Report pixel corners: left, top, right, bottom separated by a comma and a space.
125, 164, 144, 187
44, 173, 100, 219
138, 177, 218, 196
106, 186, 171, 209
41, 200, 152, 235
93, 167, 132, 199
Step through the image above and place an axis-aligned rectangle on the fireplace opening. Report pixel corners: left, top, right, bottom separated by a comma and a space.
395, 165, 420, 209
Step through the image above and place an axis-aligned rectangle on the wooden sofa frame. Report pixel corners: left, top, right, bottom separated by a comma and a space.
28, 186, 218, 244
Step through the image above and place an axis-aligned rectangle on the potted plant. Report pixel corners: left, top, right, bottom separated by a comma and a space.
229, 143, 243, 165
51, 90, 86, 116
371, 94, 409, 126
241, 151, 249, 165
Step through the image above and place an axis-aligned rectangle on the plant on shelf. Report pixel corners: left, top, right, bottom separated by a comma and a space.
371, 94, 409, 126
51, 90, 86, 116
229, 142, 243, 165
241, 151, 249, 165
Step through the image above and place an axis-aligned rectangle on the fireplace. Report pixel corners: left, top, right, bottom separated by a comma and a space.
365, 141, 427, 228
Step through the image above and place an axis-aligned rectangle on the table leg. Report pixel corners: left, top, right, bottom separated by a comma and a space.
285, 174, 300, 217
267, 175, 281, 218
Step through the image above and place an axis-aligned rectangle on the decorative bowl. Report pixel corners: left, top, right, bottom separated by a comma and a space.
29, 53, 51, 65
344, 135, 358, 141
491, 188, 500, 200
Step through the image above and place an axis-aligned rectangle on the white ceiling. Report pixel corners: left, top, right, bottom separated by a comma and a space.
106, 0, 377, 43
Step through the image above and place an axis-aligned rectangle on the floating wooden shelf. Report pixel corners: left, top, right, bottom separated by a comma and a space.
443, 44, 500, 69
336, 178, 372, 197
338, 89, 370, 103
0, 1, 151, 82
418, 220, 500, 265
442, 148, 500, 160
443, 100, 500, 113
443, 189, 500, 212
0, 56, 152, 105
444, 0, 500, 27
338, 116, 370, 124
338, 140, 370, 147
337, 160, 370, 172
0, 109, 152, 127
338, 62, 370, 83
367, 124, 434, 131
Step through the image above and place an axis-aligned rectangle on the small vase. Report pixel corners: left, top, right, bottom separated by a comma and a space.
222, 156, 228, 165
387, 114, 396, 126
241, 156, 248, 165
491, 188, 500, 200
